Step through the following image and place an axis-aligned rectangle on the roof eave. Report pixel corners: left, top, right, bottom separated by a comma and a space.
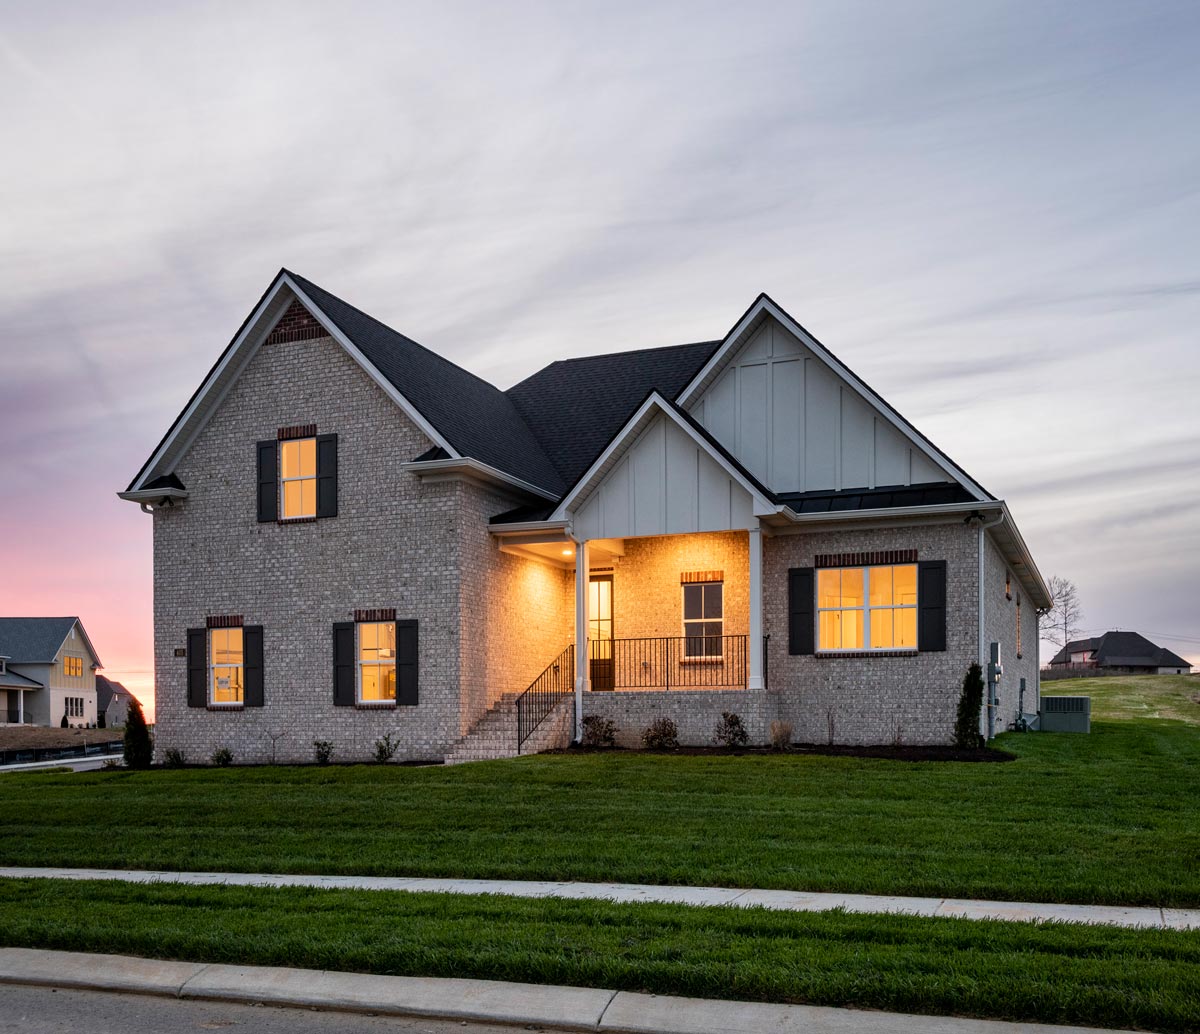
401, 457, 559, 502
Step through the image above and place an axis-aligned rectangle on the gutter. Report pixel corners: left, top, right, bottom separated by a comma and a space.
401, 457, 559, 502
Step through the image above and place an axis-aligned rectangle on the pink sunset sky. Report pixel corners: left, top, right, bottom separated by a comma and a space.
4, 2, 1200, 721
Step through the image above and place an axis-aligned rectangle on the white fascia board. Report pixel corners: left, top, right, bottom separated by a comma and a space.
675, 296, 992, 503
400, 457, 558, 501
778, 500, 1000, 526
548, 392, 774, 521
487, 520, 571, 536
991, 503, 1053, 609
117, 488, 189, 503
129, 275, 461, 493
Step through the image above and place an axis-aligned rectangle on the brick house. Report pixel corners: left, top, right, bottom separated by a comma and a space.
119, 270, 1050, 763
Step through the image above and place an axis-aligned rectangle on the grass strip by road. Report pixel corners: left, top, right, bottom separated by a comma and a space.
2, 717, 1199, 906
1, 877, 1198, 1033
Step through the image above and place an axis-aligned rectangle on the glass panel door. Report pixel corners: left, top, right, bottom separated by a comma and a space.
589, 574, 614, 690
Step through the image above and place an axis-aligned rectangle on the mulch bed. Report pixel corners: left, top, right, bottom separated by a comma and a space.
563, 743, 1014, 762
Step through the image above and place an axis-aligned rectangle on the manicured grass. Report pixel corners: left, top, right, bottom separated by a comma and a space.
2, 719, 1198, 906
1, 878, 1197, 1033
1046, 673, 1200, 723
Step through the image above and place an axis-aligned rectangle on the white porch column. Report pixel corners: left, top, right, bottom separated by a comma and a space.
574, 539, 590, 740
17, 689, 24, 724
747, 524, 764, 690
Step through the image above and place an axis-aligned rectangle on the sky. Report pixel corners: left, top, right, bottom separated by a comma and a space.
2, 0, 1198, 716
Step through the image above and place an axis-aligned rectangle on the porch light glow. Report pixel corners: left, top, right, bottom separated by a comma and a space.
562, 548, 574, 556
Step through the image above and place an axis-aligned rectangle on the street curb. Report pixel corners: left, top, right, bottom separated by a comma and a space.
0, 947, 1138, 1034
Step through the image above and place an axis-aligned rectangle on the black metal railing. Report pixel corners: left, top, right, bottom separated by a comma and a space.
516, 644, 575, 752
589, 635, 748, 690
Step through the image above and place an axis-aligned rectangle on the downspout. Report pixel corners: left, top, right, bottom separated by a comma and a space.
967, 510, 1005, 739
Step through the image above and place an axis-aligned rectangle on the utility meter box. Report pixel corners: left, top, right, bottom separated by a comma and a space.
1040, 695, 1091, 733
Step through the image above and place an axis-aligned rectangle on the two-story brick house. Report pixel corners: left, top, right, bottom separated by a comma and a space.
120, 270, 1049, 763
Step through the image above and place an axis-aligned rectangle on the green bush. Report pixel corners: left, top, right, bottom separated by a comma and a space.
122, 700, 153, 769
641, 717, 679, 750
373, 733, 398, 764
210, 747, 234, 767
713, 711, 748, 747
313, 740, 334, 765
955, 663, 985, 749
580, 715, 616, 747
162, 749, 187, 769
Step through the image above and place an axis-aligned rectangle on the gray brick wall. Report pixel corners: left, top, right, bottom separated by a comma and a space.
583, 689, 775, 747
982, 533, 1041, 728
762, 522, 979, 746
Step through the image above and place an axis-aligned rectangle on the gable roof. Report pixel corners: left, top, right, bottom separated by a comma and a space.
0, 617, 101, 667
505, 340, 721, 488
1049, 631, 1191, 668
287, 273, 565, 495
0, 667, 42, 690
96, 674, 138, 712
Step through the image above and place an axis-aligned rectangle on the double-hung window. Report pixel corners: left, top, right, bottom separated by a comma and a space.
64, 656, 83, 677
358, 621, 397, 703
683, 580, 723, 658
280, 437, 317, 519
818, 564, 917, 651
210, 628, 244, 705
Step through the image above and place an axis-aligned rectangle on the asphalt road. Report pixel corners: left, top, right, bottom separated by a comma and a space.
0, 985, 535, 1034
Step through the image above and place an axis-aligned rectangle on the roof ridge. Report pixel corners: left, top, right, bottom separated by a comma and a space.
541, 339, 722, 367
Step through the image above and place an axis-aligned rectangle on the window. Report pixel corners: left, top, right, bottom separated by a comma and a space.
358, 621, 397, 702
683, 581, 723, 658
280, 437, 317, 519
65, 696, 83, 718
818, 564, 917, 651
63, 656, 83, 677
209, 628, 244, 705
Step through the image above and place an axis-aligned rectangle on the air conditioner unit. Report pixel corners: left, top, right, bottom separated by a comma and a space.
1040, 695, 1090, 733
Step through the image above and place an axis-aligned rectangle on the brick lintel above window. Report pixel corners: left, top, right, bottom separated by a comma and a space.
680, 570, 723, 584
815, 550, 917, 568
278, 423, 318, 441
206, 614, 244, 628
354, 608, 397, 623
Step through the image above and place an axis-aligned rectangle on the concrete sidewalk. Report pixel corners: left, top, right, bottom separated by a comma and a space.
1, 865, 1196, 930
0, 947, 1138, 1034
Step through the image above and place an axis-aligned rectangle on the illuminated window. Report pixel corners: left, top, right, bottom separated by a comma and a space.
63, 656, 83, 677
683, 581, 723, 658
818, 564, 917, 651
209, 628, 244, 705
358, 621, 397, 702
280, 437, 317, 519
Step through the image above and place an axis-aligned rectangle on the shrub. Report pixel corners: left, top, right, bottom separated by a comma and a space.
97, 712, 106, 729
313, 739, 334, 765
955, 663, 985, 749
162, 748, 187, 769
580, 715, 617, 748
101, 758, 122, 770
123, 699, 153, 769
210, 747, 234, 767
712, 711, 749, 747
769, 719, 793, 751
641, 717, 679, 750
60, 714, 68, 728
373, 733, 398, 764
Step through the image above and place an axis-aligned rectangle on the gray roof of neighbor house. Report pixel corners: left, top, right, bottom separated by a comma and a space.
0, 617, 99, 666
1048, 631, 1191, 668
288, 272, 567, 496
96, 674, 138, 712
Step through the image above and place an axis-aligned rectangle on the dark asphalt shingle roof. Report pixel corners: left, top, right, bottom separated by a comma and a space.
1048, 631, 1191, 668
0, 617, 79, 664
505, 340, 721, 489
776, 482, 976, 514
0, 667, 42, 689
288, 272, 566, 496
96, 674, 138, 712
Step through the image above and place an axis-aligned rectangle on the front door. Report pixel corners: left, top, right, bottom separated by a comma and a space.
589, 573, 614, 691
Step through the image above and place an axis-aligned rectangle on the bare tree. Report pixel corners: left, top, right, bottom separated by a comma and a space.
1042, 575, 1083, 649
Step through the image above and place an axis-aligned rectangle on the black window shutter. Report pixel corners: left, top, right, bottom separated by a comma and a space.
316, 434, 338, 518
788, 568, 815, 655
256, 440, 278, 523
333, 622, 355, 706
918, 560, 948, 652
187, 628, 207, 708
243, 625, 264, 706
396, 620, 419, 706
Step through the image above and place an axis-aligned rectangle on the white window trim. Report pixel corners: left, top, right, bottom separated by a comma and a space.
681, 581, 724, 662
279, 437, 317, 521
817, 564, 919, 654
356, 620, 398, 706
208, 628, 245, 707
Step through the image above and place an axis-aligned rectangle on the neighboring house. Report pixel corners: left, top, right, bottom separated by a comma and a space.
96, 674, 139, 727
119, 270, 1050, 764
1048, 632, 1192, 675
0, 617, 102, 726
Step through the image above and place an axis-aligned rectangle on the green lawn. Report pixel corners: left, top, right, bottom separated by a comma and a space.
2, 717, 1198, 906
1047, 672, 1200, 723
1, 878, 1197, 1033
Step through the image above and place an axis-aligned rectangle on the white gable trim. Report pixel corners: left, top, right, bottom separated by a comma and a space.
126, 273, 459, 493
550, 392, 777, 522
53, 619, 103, 671
676, 296, 991, 502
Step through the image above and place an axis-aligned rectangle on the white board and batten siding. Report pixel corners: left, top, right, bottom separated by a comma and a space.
572, 413, 756, 540
689, 318, 951, 494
